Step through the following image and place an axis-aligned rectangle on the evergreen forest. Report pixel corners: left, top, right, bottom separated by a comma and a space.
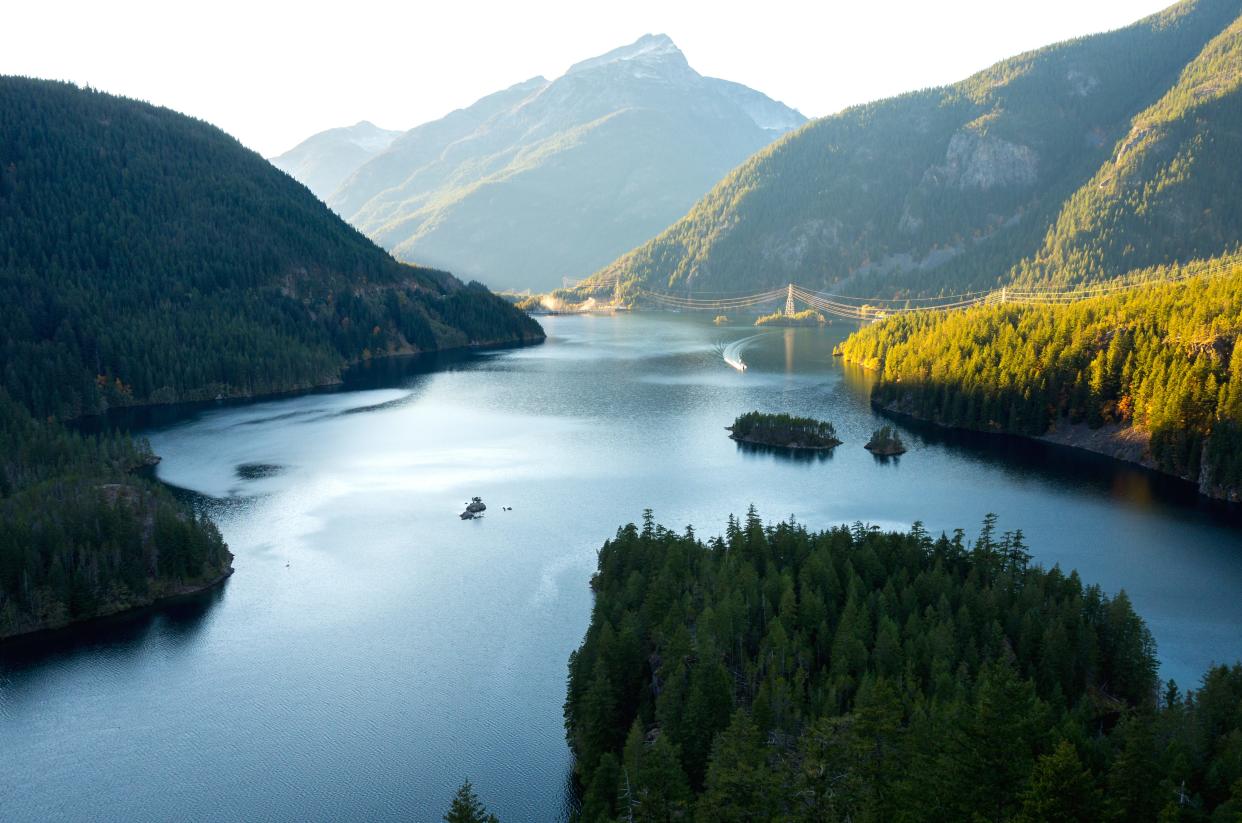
839, 259, 1242, 500
565, 510, 1242, 822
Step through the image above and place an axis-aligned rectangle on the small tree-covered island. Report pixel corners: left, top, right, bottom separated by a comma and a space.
564, 510, 1242, 822
727, 412, 842, 450
865, 424, 908, 456
754, 309, 827, 328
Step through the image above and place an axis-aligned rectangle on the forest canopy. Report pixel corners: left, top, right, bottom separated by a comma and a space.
0, 76, 543, 420
728, 411, 841, 449
564, 510, 1242, 822
839, 259, 1242, 500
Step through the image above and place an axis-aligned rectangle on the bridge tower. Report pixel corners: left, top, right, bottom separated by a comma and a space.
785, 283, 796, 316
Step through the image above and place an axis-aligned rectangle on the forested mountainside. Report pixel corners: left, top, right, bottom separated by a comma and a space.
580, 0, 1242, 300
269, 120, 401, 201
839, 258, 1242, 501
319, 35, 805, 292
0, 76, 539, 637
566, 512, 1242, 822
1014, 14, 1242, 288
0, 77, 542, 420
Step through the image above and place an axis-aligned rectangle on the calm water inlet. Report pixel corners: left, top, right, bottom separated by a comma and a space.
3, 315, 1242, 822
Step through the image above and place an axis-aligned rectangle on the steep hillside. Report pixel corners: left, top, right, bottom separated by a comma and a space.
0, 76, 543, 421
839, 257, 1242, 501
582, 0, 1241, 299
322, 35, 806, 292
0, 76, 542, 638
1015, 14, 1242, 287
269, 120, 401, 201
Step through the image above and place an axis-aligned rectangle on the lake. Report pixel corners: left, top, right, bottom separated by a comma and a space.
3, 314, 1242, 822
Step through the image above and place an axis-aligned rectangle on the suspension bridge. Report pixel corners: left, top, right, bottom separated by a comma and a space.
544, 252, 1242, 321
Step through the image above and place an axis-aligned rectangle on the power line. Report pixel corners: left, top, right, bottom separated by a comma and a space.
619, 252, 1242, 319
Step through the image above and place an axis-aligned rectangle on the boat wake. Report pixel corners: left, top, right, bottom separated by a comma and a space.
717, 333, 767, 372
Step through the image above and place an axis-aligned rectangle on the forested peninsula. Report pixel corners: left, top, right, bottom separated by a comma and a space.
839, 260, 1242, 502
565, 510, 1242, 822
0, 77, 543, 637
0, 392, 232, 638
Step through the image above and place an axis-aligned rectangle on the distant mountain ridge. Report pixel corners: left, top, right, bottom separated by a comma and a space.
326, 75, 552, 221
270, 120, 401, 201
277, 35, 805, 291
580, 0, 1242, 299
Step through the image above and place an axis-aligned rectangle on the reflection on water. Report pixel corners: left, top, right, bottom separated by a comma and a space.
4, 314, 1242, 823
0, 578, 226, 673
734, 439, 837, 463
1112, 471, 1157, 510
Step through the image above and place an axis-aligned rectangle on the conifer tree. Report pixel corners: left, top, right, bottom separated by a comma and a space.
1018, 741, 1103, 822
444, 780, 499, 823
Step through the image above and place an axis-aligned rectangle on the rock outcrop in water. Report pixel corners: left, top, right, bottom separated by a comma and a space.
460, 497, 487, 519
865, 424, 907, 456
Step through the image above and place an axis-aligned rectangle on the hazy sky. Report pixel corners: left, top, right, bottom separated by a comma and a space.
6, 0, 1173, 157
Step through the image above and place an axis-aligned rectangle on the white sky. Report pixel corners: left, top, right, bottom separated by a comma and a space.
5, 0, 1174, 157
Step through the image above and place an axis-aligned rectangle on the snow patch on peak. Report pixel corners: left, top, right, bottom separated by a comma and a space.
343, 122, 401, 153
567, 33, 689, 76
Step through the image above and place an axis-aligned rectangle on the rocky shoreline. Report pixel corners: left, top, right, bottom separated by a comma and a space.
871, 397, 1239, 504
728, 432, 842, 450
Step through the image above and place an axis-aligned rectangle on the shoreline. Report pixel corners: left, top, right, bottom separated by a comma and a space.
728, 432, 842, 451
0, 567, 235, 645
868, 397, 1237, 504
20, 335, 537, 646
838, 345, 1238, 503
725, 431, 844, 451
71, 333, 546, 431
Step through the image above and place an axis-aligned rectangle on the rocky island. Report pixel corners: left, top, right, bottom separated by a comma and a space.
727, 411, 842, 450
460, 497, 487, 520
865, 424, 907, 455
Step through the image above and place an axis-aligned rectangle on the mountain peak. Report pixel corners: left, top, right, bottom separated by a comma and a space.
566, 33, 690, 76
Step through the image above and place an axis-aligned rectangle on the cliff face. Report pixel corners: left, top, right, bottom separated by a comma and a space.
926, 131, 1039, 191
